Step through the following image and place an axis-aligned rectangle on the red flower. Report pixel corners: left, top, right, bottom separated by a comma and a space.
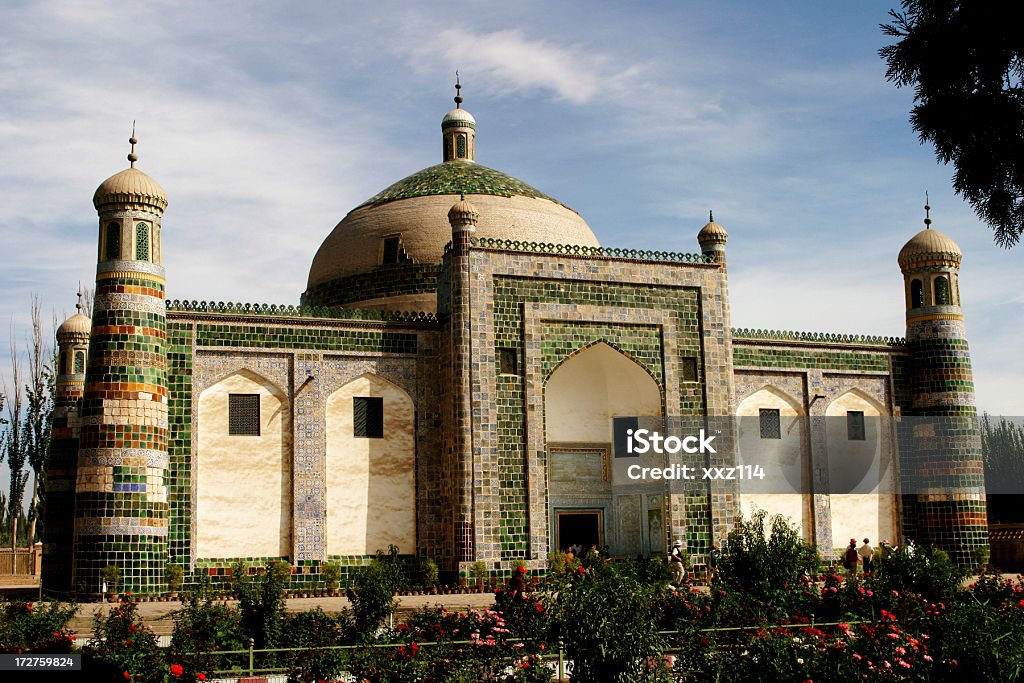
123, 673, 131, 681
25, 603, 32, 611
534, 603, 544, 613
197, 676, 206, 682
170, 663, 184, 677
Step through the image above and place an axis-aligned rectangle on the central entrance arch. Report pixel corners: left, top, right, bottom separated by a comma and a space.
544, 341, 663, 556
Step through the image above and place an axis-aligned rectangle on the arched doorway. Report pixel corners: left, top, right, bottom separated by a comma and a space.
544, 341, 663, 556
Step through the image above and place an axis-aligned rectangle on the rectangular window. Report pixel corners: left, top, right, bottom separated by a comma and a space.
847, 411, 866, 441
759, 408, 781, 439
228, 394, 260, 436
354, 396, 384, 438
680, 357, 698, 382
382, 236, 401, 265
498, 347, 519, 375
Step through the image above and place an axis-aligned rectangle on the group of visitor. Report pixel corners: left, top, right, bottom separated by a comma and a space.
842, 537, 915, 575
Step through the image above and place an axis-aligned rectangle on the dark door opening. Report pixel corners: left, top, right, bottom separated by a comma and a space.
556, 510, 603, 552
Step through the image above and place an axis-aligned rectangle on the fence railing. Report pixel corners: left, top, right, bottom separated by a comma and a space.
190, 619, 869, 679
0, 544, 41, 580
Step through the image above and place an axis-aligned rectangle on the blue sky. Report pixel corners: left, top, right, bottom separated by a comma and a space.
0, 0, 1021, 445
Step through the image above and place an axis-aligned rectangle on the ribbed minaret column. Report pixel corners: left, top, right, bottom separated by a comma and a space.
41, 294, 91, 594
73, 135, 171, 595
898, 202, 987, 566
447, 196, 479, 573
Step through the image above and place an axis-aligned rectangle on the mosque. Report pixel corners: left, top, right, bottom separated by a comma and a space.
42, 86, 988, 594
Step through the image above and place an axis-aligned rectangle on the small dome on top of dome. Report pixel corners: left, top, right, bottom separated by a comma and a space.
442, 107, 476, 129
93, 133, 168, 211
93, 167, 168, 211
898, 228, 962, 268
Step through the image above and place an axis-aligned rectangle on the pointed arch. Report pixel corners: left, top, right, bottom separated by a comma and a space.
325, 372, 415, 556
196, 367, 290, 559
545, 337, 661, 391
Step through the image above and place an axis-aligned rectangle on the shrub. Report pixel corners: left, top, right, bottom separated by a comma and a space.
419, 557, 439, 588
280, 608, 352, 683
83, 600, 164, 682
321, 560, 343, 593
552, 563, 669, 682
874, 544, 964, 602
170, 594, 247, 677
718, 510, 819, 606
349, 559, 401, 635
230, 560, 291, 651
0, 601, 76, 653
166, 563, 185, 594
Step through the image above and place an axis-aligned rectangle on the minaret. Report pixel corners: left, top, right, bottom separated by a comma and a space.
443, 194, 479, 575
73, 131, 170, 595
898, 197, 987, 566
41, 292, 91, 593
441, 75, 476, 162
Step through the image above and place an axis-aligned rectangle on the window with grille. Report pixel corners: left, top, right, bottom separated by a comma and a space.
759, 408, 781, 439
934, 276, 951, 305
910, 279, 924, 308
228, 394, 260, 435
136, 222, 150, 261
74, 351, 85, 374
847, 411, 866, 441
105, 221, 121, 260
354, 396, 384, 438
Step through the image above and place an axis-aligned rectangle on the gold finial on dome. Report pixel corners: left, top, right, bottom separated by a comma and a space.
455, 71, 463, 108
128, 121, 138, 167
924, 191, 932, 229
76, 285, 83, 312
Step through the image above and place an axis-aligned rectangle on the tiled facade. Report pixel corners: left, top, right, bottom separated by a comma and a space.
43, 120, 988, 596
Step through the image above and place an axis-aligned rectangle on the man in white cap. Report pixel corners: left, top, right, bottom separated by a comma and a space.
669, 539, 687, 587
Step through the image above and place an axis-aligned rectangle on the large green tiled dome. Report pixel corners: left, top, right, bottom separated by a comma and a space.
358, 161, 565, 209
305, 99, 600, 314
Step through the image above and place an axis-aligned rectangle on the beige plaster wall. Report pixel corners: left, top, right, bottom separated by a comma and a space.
325, 375, 415, 556
825, 391, 897, 547
196, 371, 291, 558
546, 342, 662, 454
736, 387, 809, 539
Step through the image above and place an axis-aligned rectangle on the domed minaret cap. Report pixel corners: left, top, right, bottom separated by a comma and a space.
442, 74, 477, 130
93, 130, 168, 212
697, 210, 728, 248
897, 198, 962, 270
56, 292, 91, 343
448, 193, 480, 232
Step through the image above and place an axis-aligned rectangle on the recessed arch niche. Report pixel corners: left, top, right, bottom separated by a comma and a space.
325, 373, 415, 556
196, 369, 290, 559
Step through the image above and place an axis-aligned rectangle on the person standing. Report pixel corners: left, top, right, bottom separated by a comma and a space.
669, 540, 687, 587
858, 538, 875, 575
844, 539, 859, 576
707, 544, 720, 583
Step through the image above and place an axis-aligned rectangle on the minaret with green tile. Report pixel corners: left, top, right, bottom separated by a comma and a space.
73, 133, 171, 595
898, 200, 988, 566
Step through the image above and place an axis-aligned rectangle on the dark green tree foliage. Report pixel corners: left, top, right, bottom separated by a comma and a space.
553, 562, 670, 683
718, 509, 820, 604
230, 560, 291, 651
981, 414, 1024, 522
881, 1, 1024, 247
